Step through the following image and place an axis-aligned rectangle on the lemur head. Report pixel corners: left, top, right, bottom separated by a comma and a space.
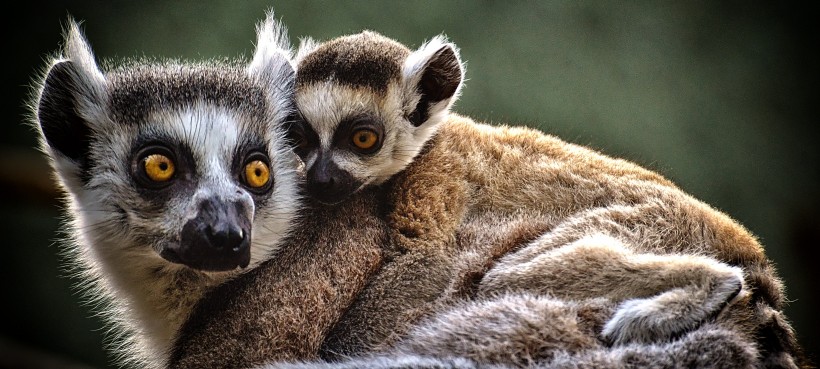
288, 31, 464, 204
33, 16, 299, 272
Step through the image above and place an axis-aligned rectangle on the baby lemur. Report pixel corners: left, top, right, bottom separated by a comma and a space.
287, 31, 803, 367
31, 15, 301, 368
171, 30, 805, 369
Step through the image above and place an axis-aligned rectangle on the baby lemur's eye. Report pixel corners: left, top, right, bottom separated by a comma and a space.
351, 129, 379, 151
143, 154, 175, 182
244, 160, 270, 188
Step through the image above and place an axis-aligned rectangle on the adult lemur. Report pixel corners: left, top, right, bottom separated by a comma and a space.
171, 30, 805, 368
31, 16, 301, 368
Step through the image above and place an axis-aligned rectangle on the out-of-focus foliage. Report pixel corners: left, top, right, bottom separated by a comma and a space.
2, 1, 816, 367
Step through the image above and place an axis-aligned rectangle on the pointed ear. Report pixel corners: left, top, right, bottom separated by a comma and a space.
36, 20, 106, 173
248, 11, 295, 87
402, 36, 464, 127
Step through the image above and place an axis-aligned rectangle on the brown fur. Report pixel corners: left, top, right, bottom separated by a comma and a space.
171, 32, 806, 369
318, 115, 796, 364
169, 191, 386, 368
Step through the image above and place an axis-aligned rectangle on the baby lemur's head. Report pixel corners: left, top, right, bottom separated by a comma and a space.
33, 17, 299, 273
288, 31, 464, 204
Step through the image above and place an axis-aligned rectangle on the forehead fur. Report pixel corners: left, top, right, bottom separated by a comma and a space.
296, 31, 410, 93
107, 62, 269, 124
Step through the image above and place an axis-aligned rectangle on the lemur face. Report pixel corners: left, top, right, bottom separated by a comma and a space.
287, 31, 464, 205
35, 22, 299, 272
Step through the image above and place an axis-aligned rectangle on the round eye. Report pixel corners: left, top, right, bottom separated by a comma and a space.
143, 154, 175, 182
351, 129, 379, 151
244, 160, 271, 189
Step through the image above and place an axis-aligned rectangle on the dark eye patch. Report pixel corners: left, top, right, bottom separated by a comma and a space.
231, 135, 274, 199
333, 114, 385, 155
129, 135, 197, 204
285, 112, 320, 159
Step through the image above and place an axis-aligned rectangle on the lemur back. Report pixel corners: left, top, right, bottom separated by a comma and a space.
31, 14, 300, 368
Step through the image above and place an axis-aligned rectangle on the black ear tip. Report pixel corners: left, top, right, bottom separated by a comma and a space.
420, 45, 463, 102
435, 44, 458, 63
38, 59, 93, 168
42, 60, 72, 87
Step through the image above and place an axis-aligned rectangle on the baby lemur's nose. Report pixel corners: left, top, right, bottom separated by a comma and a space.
305, 156, 362, 205
309, 160, 337, 188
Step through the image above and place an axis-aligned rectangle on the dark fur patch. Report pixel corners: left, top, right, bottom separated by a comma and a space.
419, 46, 461, 102
297, 32, 410, 93
408, 46, 461, 126
108, 63, 270, 125
37, 61, 93, 183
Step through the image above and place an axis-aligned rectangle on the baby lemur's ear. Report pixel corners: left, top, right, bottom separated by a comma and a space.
402, 36, 464, 127
36, 19, 107, 185
248, 10, 295, 103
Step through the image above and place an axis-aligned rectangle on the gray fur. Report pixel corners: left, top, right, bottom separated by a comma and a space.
31, 14, 299, 369
264, 298, 759, 369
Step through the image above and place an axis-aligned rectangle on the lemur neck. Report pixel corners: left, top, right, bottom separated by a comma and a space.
88, 235, 235, 367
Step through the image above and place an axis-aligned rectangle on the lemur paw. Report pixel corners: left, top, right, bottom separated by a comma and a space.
602, 266, 744, 346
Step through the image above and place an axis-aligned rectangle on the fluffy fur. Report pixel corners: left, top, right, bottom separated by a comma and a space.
290, 32, 803, 367
171, 30, 807, 369
31, 14, 299, 368
271, 295, 759, 369
169, 191, 386, 368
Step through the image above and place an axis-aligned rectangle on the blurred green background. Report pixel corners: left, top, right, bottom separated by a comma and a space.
2, 1, 817, 368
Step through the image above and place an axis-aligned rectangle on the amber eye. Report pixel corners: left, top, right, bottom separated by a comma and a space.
244, 160, 271, 188
351, 129, 379, 150
143, 154, 175, 182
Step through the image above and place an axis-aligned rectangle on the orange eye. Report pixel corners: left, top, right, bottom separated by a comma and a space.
244, 160, 270, 188
351, 129, 379, 150
143, 154, 175, 182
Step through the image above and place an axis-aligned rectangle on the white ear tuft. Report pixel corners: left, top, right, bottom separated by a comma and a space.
401, 35, 464, 127
294, 36, 320, 65
247, 11, 296, 125
249, 10, 294, 74
62, 19, 106, 100
403, 36, 455, 81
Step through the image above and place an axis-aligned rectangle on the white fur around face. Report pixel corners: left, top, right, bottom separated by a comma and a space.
36, 15, 302, 369
295, 79, 451, 188
53, 103, 302, 368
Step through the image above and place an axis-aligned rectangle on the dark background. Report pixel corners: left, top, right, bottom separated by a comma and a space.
2, 2, 817, 368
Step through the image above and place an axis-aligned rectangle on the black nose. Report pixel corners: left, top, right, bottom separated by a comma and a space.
305, 155, 361, 205
206, 221, 245, 252
311, 168, 336, 189
163, 198, 252, 271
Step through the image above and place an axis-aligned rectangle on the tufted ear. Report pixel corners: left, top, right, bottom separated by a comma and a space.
248, 10, 295, 100
36, 20, 107, 183
293, 36, 319, 65
402, 36, 464, 127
